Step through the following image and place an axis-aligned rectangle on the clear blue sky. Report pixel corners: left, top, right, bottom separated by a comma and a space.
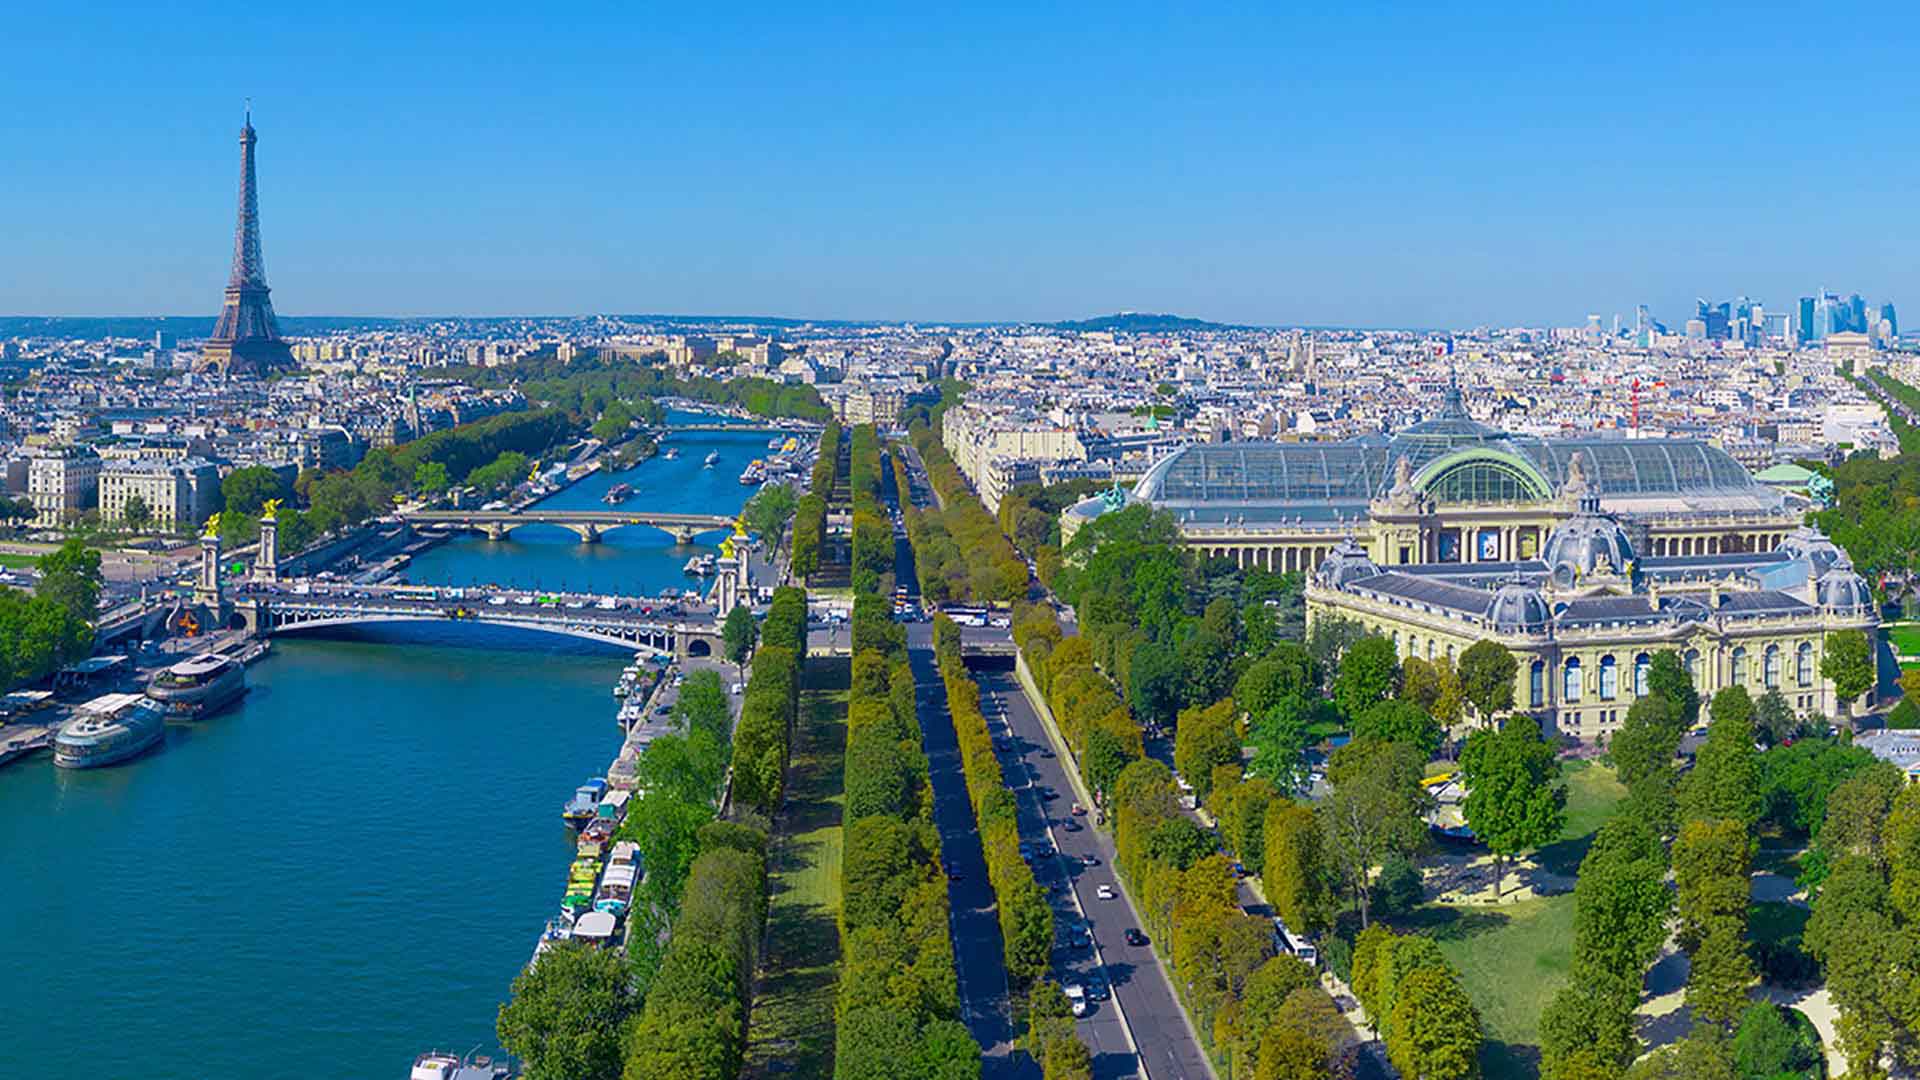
3, 2, 1914, 328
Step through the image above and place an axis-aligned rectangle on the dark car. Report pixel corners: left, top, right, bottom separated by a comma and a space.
1086, 973, 1110, 1001
1039, 787, 1060, 801
1124, 928, 1148, 947
1062, 819, 1082, 833
1038, 747, 1055, 759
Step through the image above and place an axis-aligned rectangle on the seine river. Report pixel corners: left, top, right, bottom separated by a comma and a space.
0, 414, 774, 1076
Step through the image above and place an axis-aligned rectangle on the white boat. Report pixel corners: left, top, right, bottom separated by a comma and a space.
53, 693, 168, 769
410, 1050, 513, 1080
703, 451, 720, 468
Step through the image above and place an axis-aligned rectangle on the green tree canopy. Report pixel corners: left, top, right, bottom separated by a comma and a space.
1457, 639, 1518, 723
1458, 718, 1565, 896
495, 942, 636, 1080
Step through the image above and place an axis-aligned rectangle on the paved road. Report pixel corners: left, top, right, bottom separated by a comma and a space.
884, 447, 1034, 1076
979, 667, 1218, 1080
908, 623, 1034, 1077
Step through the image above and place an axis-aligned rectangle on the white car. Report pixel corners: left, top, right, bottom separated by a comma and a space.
487, 595, 508, 606
1096, 884, 1115, 900
1064, 983, 1087, 1017
730, 683, 744, 695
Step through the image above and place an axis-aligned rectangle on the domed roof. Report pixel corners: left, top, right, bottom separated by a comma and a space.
1779, 524, 1843, 576
1487, 576, 1551, 633
1817, 555, 1874, 613
1541, 503, 1636, 586
1315, 537, 1381, 589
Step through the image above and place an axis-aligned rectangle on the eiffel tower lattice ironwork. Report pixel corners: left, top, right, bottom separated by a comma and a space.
199, 106, 293, 375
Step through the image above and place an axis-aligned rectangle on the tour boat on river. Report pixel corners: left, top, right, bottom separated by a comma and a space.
145, 653, 248, 718
703, 451, 720, 468
53, 693, 169, 769
602, 482, 633, 505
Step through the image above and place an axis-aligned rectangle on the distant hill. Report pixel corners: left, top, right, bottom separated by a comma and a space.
1051, 312, 1244, 333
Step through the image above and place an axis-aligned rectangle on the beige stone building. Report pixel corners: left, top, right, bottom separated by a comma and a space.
26, 445, 101, 527
98, 458, 222, 529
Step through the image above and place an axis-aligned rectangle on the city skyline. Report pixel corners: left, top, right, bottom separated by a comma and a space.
5, 4, 1918, 327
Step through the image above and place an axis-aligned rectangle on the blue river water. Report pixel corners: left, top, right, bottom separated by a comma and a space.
406, 417, 788, 597
0, 414, 774, 1077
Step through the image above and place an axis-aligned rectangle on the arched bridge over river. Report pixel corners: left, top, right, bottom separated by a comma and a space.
400, 509, 735, 544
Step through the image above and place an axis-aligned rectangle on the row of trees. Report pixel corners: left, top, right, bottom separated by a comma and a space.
930, 617, 1059, 992
623, 825, 771, 1079
790, 422, 840, 580
834, 607, 977, 1079
1013, 605, 1144, 806
1351, 926, 1484, 1080
848, 425, 893, 592
0, 539, 102, 691
1110, 754, 1377, 1075
454, 349, 831, 423
731, 588, 807, 815
615, 669, 737, 972
899, 425, 1027, 605
494, 657, 751, 1080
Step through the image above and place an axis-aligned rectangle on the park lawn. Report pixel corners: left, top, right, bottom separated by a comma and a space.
1423, 894, 1577, 1080
0, 553, 39, 569
1888, 626, 1920, 656
743, 657, 849, 1080
1537, 758, 1628, 875
1404, 759, 1625, 1079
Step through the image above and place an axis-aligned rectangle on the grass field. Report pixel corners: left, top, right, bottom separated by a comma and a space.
1890, 626, 1920, 656
0, 553, 39, 569
1411, 759, 1627, 1080
742, 656, 849, 1080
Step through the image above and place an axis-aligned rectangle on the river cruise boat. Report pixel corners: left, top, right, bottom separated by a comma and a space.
561, 778, 609, 828
662, 446, 680, 460
53, 693, 168, 769
683, 553, 717, 576
602, 482, 633, 505
703, 451, 720, 468
738, 459, 766, 485
145, 653, 248, 718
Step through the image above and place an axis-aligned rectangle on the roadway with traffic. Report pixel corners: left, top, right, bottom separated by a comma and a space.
888, 443, 1215, 1080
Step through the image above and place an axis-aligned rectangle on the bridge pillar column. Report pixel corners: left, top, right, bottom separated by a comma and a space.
486, 522, 508, 541
254, 516, 279, 584
673, 527, 695, 545
578, 523, 601, 544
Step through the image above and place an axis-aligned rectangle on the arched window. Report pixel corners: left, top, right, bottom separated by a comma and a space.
1599, 655, 1618, 700
1530, 660, 1545, 709
1731, 647, 1747, 687
1446, 643, 1455, 663
1684, 648, 1700, 683
1564, 657, 1583, 703
1427, 640, 1434, 660
1797, 643, 1814, 687
1634, 653, 1652, 697
1764, 645, 1781, 689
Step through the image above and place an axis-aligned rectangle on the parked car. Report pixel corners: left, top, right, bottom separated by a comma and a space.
1064, 984, 1087, 1017
1082, 853, 1099, 867
1062, 819, 1082, 833
1086, 972, 1110, 1001
1124, 928, 1148, 947
1096, 883, 1115, 900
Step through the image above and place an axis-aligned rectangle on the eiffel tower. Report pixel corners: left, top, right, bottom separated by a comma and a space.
198, 107, 294, 375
